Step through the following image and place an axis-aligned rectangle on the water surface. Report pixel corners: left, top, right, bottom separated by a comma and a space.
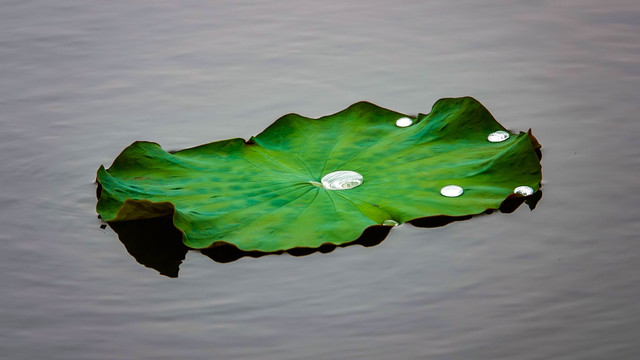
1, 1, 639, 359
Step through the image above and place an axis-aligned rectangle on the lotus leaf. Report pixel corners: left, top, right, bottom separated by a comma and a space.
97, 97, 542, 252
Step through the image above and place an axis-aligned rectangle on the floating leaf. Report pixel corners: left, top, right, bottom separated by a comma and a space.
97, 97, 542, 252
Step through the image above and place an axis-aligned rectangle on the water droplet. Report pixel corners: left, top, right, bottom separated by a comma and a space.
382, 220, 399, 226
440, 185, 463, 197
321, 170, 363, 190
487, 130, 510, 142
395, 117, 413, 127
514, 185, 534, 196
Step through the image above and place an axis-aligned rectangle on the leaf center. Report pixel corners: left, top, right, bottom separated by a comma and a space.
320, 170, 363, 190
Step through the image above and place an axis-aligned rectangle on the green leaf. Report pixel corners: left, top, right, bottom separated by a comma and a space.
97, 97, 542, 252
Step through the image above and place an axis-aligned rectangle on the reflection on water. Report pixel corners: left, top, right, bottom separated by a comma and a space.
107, 191, 541, 277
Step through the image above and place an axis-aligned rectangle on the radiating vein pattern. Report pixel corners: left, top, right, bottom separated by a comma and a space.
97, 97, 542, 252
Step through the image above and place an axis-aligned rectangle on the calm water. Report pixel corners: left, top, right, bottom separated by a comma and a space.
1, 1, 639, 359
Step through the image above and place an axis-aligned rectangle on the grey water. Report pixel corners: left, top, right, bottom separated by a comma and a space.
1, 0, 639, 359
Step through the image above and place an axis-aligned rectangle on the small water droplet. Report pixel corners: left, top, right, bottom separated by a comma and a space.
440, 185, 463, 197
382, 219, 399, 226
395, 117, 413, 127
487, 130, 510, 142
514, 185, 534, 196
321, 170, 363, 190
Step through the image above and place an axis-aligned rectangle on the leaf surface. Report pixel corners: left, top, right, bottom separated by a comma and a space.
97, 97, 542, 252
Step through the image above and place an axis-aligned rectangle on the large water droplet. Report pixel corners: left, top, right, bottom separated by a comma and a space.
487, 130, 510, 142
440, 185, 463, 197
395, 117, 413, 128
321, 170, 363, 190
382, 219, 399, 226
514, 185, 534, 196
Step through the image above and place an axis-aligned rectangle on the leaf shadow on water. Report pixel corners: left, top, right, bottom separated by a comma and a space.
104, 191, 541, 278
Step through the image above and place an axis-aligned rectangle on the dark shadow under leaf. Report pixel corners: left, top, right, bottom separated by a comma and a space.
105, 190, 541, 277
108, 216, 188, 278
107, 218, 392, 276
